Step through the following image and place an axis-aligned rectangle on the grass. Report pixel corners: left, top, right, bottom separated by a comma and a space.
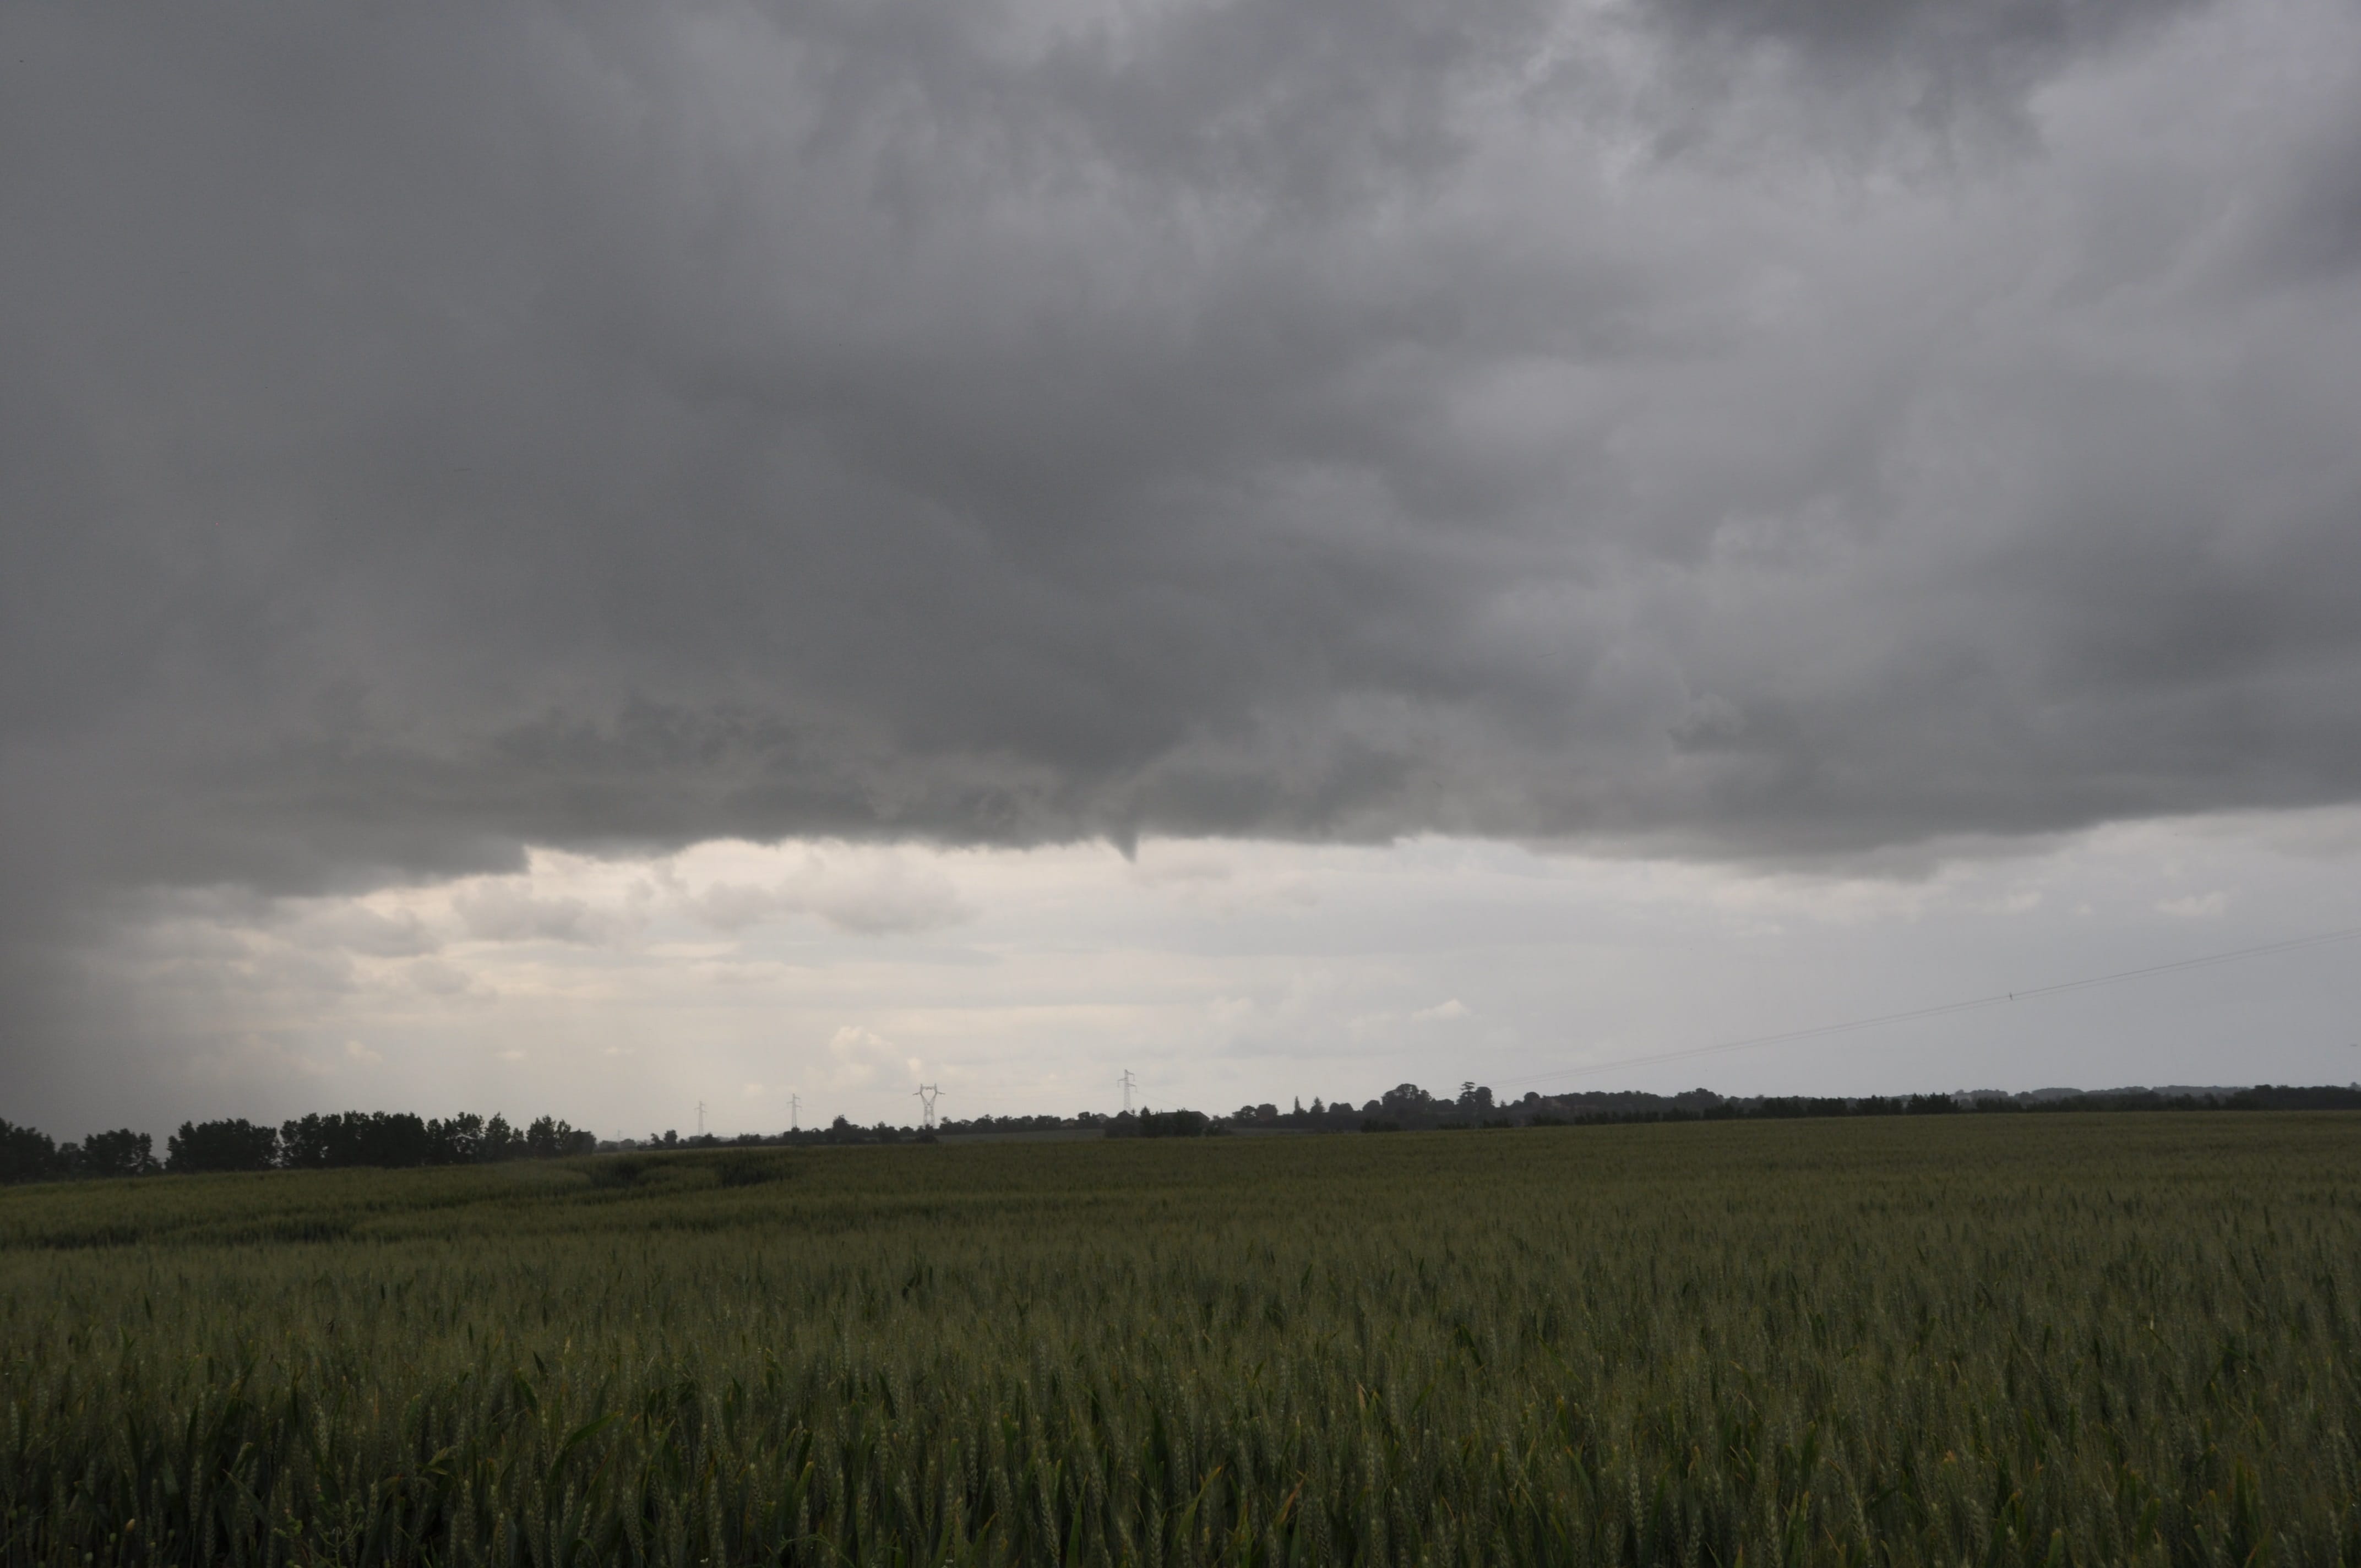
3, 1115, 2358, 1564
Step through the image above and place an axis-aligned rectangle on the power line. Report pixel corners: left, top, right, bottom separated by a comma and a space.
1509, 924, 2361, 1088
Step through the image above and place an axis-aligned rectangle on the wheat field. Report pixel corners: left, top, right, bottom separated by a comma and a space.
3, 1114, 2357, 1565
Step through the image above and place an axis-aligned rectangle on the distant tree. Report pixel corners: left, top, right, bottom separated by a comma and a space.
510, 1115, 595, 1158
0, 1119, 57, 1183
481, 1114, 521, 1161
427, 1112, 484, 1164
1456, 1084, 1494, 1113
278, 1113, 331, 1169
281, 1112, 366, 1167
1135, 1108, 1211, 1138
359, 1112, 431, 1166
167, 1118, 279, 1173
77, 1129, 156, 1178
278, 1110, 432, 1168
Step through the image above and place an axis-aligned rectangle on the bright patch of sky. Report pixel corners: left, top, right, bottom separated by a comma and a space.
83, 809, 2361, 1136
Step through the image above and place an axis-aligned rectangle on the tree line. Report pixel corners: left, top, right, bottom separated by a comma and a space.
0, 1110, 596, 1184
1227, 1079, 2361, 1132
8, 1080, 2356, 1182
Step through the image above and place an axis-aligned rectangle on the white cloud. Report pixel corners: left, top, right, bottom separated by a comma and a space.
688, 881, 787, 932
343, 1039, 382, 1065
682, 847, 972, 937
405, 957, 480, 997
2158, 892, 2226, 918
1128, 846, 1234, 886
455, 885, 613, 945
1412, 999, 1471, 1022
828, 1026, 918, 1090
303, 905, 440, 957
793, 854, 972, 937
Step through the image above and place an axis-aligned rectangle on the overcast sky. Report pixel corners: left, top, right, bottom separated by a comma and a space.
6, 0, 2360, 1134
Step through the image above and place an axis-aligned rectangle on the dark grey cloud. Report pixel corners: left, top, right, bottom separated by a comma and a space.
1653, 0, 2200, 86
6, 0, 2361, 1084
2245, 94, 2361, 289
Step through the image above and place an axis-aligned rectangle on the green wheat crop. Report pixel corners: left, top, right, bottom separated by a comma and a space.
3, 1114, 2358, 1565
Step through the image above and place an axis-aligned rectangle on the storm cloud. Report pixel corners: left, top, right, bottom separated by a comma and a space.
6, 0, 2361, 1093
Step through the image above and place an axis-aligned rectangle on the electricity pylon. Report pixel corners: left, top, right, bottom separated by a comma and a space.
913, 1084, 940, 1130
1118, 1068, 1138, 1114
789, 1092, 801, 1132
695, 1100, 706, 1138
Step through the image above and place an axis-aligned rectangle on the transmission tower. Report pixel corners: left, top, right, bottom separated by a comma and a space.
1118, 1068, 1138, 1114
913, 1084, 940, 1129
696, 1100, 706, 1139
789, 1092, 801, 1132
